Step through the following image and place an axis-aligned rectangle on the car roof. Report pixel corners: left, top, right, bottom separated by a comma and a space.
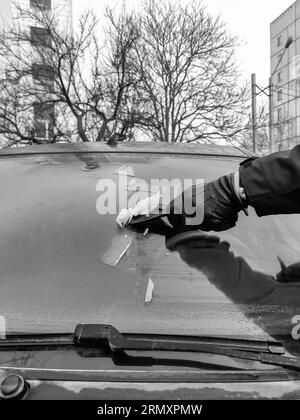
0, 141, 253, 159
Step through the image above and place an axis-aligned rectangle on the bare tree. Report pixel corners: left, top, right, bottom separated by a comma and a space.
93, 6, 140, 142
0, 1, 139, 146
0, 0, 255, 147
127, 0, 249, 143
236, 103, 270, 156
237, 104, 293, 156
273, 106, 293, 151
0, 65, 74, 146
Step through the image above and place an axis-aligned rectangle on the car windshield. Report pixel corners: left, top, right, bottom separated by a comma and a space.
1, 151, 300, 356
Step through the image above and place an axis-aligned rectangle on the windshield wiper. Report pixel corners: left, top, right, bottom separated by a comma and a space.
73, 324, 300, 372
2, 324, 300, 372
74, 324, 284, 354
1, 324, 283, 353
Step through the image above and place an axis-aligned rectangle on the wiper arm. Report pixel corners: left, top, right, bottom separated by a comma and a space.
3, 324, 300, 372
74, 324, 284, 354
74, 324, 300, 372
2, 325, 283, 354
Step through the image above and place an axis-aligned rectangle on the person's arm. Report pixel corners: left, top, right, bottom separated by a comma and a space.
240, 145, 300, 216
176, 240, 277, 304
167, 145, 300, 232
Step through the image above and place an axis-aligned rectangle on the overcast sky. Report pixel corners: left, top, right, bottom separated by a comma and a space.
72, 0, 294, 88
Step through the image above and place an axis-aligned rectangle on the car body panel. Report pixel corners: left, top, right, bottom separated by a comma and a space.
1, 367, 300, 399
25, 380, 300, 400
0, 141, 252, 158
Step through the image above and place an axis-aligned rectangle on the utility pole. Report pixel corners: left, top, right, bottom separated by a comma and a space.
268, 77, 274, 154
251, 73, 257, 153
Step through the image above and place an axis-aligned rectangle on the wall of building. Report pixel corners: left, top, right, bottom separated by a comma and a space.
270, 0, 300, 151
12, 0, 73, 35
0, 0, 73, 145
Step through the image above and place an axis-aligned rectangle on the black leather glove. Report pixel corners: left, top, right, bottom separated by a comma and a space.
168, 173, 248, 232
276, 257, 300, 283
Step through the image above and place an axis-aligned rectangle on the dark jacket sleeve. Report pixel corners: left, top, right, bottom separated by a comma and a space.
239, 145, 300, 217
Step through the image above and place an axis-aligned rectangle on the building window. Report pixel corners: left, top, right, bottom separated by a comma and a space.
32, 64, 55, 81
30, 0, 51, 10
32, 64, 55, 90
33, 102, 55, 139
277, 90, 282, 101
277, 124, 283, 139
34, 119, 49, 139
277, 35, 282, 47
34, 102, 55, 120
289, 118, 296, 137
30, 27, 52, 48
277, 107, 283, 121
278, 72, 282, 83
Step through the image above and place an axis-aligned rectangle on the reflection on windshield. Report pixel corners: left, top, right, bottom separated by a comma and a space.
104, 206, 300, 356
174, 226, 300, 357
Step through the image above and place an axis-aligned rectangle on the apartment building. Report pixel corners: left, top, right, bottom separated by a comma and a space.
0, 0, 73, 143
270, 1, 300, 150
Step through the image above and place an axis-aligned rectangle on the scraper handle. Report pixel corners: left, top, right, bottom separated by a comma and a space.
128, 213, 167, 226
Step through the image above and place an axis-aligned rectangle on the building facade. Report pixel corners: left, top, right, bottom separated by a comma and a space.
271, 1, 300, 151
0, 0, 73, 144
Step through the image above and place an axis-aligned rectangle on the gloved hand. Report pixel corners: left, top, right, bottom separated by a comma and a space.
276, 257, 300, 283
167, 173, 248, 232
